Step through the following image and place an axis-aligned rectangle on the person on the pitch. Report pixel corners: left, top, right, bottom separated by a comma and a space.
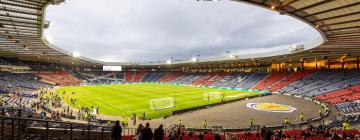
133, 113, 137, 125
284, 117, 290, 126
203, 119, 208, 128
319, 109, 323, 117
178, 118, 183, 126
250, 118, 254, 128
300, 113, 304, 122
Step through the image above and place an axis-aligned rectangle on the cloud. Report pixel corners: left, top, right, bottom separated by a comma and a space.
44, 0, 320, 63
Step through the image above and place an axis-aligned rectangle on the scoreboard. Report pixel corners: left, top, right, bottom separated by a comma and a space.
103, 66, 122, 71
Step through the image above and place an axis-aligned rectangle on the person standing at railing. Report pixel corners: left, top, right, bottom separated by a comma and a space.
141, 122, 153, 140
111, 120, 122, 140
153, 124, 164, 140
136, 124, 143, 140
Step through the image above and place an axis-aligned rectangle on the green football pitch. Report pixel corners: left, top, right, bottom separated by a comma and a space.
56, 83, 261, 119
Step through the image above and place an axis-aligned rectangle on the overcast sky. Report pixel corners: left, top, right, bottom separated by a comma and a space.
44, 0, 320, 63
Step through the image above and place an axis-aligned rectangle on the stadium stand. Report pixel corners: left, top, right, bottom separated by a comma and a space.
210, 72, 257, 88
236, 73, 268, 89
191, 72, 228, 86
171, 73, 206, 85
124, 71, 135, 82
335, 102, 360, 115
251, 72, 289, 90
279, 70, 340, 93
78, 71, 124, 84
158, 72, 183, 82
268, 70, 315, 91
141, 72, 165, 82
315, 84, 360, 105
0, 73, 50, 90
132, 71, 146, 82
290, 70, 360, 97
35, 70, 82, 86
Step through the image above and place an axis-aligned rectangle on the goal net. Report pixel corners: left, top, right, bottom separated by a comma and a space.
150, 97, 175, 110
204, 92, 223, 101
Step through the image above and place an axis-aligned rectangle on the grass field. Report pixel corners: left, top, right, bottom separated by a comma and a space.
56, 83, 261, 119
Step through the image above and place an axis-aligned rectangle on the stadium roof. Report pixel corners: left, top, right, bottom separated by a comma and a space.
228, 0, 360, 65
0, 0, 102, 66
0, 0, 359, 67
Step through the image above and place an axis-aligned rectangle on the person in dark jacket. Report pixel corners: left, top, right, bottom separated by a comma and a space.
136, 124, 143, 140
111, 120, 122, 140
263, 129, 273, 140
141, 122, 153, 140
153, 124, 164, 140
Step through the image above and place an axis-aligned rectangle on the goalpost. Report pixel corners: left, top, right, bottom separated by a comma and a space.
150, 97, 175, 110
204, 92, 223, 101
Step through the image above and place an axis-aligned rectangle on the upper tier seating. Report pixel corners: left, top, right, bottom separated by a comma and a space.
251, 72, 289, 90
268, 70, 315, 91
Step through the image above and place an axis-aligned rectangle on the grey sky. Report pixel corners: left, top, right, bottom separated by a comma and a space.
44, 0, 320, 63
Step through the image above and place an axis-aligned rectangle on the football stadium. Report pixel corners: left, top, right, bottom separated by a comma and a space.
0, 0, 360, 140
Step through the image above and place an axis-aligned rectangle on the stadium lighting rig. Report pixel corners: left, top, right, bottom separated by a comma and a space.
166, 59, 172, 64
229, 55, 235, 59
72, 52, 80, 57
191, 57, 197, 63
44, 20, 51, 29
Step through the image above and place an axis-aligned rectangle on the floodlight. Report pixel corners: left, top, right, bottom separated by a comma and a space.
44, 20, 51, 29
229, 55, 235, 59
166, 60, 172, 64
72, 52, 80, 57
46, 36, 53, 44
191, 57, 197, 62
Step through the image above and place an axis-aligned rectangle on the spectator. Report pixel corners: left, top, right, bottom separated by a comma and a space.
263, 129, 273, 140
141, 122, 153, 140
136, 123, 143, 140
260, 126, 266, 138
111, 120, 122, 140
214, 133, 221, 140
153, 124, 164, 140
